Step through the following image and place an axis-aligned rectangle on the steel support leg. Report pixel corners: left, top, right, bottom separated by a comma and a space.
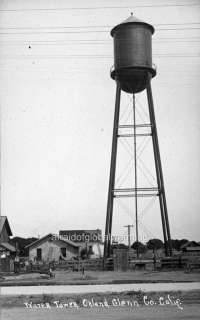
133, 95, 139, 258
104, 82, 121, 259
146, 80, 172, 256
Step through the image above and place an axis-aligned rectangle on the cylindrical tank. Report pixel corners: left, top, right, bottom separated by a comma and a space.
111, 14, 156, 93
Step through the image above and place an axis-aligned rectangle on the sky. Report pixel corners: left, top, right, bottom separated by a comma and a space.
0, 0, 200, 244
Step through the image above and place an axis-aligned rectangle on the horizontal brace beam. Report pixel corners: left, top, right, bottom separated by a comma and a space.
118, 133, 152, 137
114, 193, 159, 198
118, 124, 152, 128
114, 187, 159, 192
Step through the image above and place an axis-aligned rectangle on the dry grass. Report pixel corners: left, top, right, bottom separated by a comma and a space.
2, 269, 200, 285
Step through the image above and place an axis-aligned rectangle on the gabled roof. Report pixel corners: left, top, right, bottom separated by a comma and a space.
0, 242, 16, 252
181, 241, 200, 249
25, 233, 80, 249
0, 216, 12, 236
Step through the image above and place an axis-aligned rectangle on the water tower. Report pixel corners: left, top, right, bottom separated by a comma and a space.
104, 14, 172, 259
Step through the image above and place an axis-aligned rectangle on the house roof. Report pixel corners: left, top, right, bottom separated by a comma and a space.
0, 242, 16, 252
60, 229, 101, 234
0, 216, 12, 236
58, 235, 80, 247
25, 233, 80, 249
181, 241, 200, 249
59, 229, 102, 243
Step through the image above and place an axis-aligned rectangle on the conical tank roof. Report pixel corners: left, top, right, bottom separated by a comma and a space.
111, 14, 154, 36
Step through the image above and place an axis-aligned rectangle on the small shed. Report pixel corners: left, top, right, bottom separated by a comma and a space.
26, 233, 80, 262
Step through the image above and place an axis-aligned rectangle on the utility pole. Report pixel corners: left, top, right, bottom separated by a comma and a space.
124, 225, 133, 251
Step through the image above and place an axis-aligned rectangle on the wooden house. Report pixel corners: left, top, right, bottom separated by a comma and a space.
26, 233, 80, 262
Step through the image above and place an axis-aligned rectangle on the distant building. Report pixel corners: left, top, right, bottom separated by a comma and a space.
0, 216, 16, 256
0, 216, 16, 272
26, 233, 80, 262
59, 229, 103, 258
181, 241, 200, 256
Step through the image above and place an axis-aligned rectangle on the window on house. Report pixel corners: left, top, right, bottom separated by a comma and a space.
37, 248, 42, 261
61, 247, 66, 257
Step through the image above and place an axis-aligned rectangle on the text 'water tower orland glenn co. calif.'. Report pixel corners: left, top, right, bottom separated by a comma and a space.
104, 14, 172, 259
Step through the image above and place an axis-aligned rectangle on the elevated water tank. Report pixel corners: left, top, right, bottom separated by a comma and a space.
111, 14, 156, 93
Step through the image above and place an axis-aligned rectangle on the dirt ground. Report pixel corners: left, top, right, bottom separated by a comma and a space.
2, 269, 200, 285
1, 304, 200, 320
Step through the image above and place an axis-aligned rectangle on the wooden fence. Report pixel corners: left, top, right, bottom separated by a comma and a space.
55, 258, 104, 271
161, 256, 200, 270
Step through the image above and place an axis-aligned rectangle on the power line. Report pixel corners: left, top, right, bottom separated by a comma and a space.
0, 31, 108, 34
158, 27, 200, 31
0, 54, 199, 59
1, 37, 200, 44
1, 40, 200, 47
0, 3, 199, 12
1, 26, 200, 34
0, 22, 200, 30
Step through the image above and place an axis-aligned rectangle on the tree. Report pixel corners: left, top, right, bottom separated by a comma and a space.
170, 239, 180, 251
147, 239, 164, 250
10, 237, 38, 256
131, 241, 146, 253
